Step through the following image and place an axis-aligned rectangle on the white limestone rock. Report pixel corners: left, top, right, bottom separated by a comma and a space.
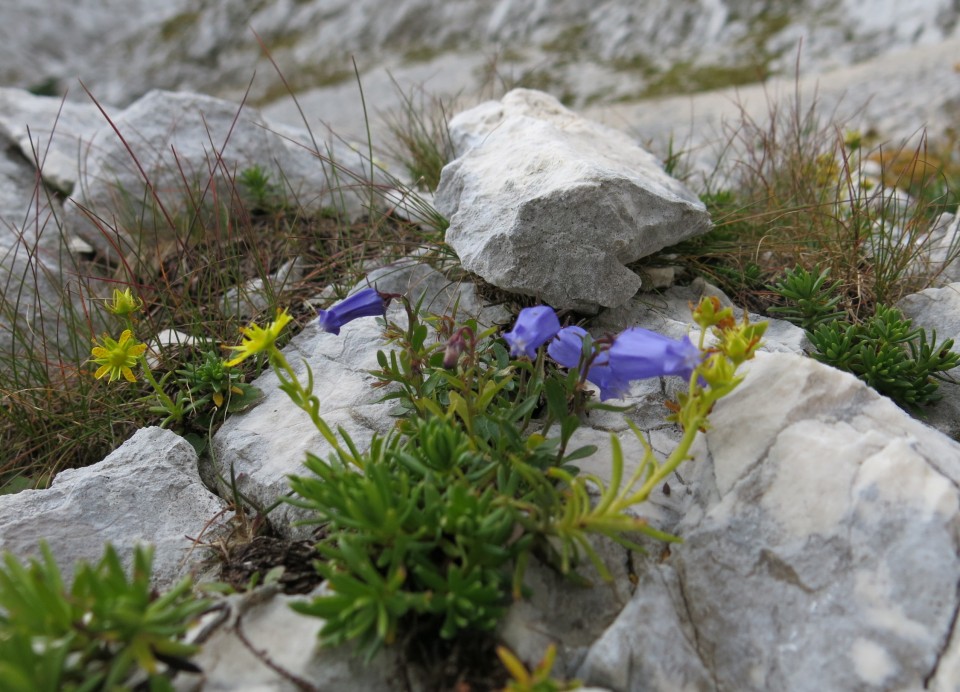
0, 427, 227, 588
671, 353, 960, 691
434, 89, 711, 313
575, 353, 960, 690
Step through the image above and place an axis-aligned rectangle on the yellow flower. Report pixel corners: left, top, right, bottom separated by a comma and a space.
91, 330, 147, 382
224, 310, 293, 367
104, 287, 143, 317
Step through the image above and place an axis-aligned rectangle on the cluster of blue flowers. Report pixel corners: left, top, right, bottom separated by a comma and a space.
315, 290, 700, 402
504, 305, 701, 400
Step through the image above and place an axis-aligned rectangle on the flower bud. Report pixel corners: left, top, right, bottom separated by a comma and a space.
443, 329, 468, 369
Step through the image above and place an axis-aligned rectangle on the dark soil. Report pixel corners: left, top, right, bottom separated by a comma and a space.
219, 535, 323, 595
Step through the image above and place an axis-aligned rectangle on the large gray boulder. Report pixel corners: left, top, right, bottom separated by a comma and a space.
0, 427, 228, 588
580, 352, 960, 690
435, 89, 711, 312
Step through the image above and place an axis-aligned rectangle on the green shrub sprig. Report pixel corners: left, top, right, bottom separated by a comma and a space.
767, 265, 846, 331
807, 304, 959, 409
0, 544, 208, 691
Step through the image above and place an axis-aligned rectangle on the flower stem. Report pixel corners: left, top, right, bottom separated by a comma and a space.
137, 355, 182, 425
620, 412, 702, 507
268, 348, 355, 466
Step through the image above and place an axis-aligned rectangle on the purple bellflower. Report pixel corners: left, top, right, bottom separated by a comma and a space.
608, 327, 701, 383
503, 305, 561, 359
546, 325, 590, 369
317, 287, 389, 335
548, 325, 629, 401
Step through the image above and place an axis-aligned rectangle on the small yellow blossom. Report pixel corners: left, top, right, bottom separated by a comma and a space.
91, 330, 147, 382
224, 310, 293, 367
104, 287, 143, 317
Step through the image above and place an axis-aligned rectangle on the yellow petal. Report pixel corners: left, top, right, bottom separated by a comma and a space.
213, 392, 224, 407
121, 367, 137, 383
94, 364, 111, 379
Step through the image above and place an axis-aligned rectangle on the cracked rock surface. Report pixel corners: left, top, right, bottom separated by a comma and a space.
642, 353, 960, 691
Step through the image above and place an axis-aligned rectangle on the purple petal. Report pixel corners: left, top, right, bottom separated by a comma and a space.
608, 327, 701, 382
317, 288, 389, 335
547, 325, 589, 368
503, 306, 561, 359
547, 326, 630, 400
584, 352, 631, 401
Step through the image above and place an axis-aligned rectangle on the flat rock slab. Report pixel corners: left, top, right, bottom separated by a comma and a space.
0, 427, 227, 588
435, 89, 711, 312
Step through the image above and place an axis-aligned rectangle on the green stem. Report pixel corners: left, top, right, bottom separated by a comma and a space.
269, 348, 353, 464
138, 355, 182, 424
619, 412, 702, 507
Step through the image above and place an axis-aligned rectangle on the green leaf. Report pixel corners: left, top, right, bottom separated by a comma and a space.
544, 378, 568, 421
563, 444, 598, 463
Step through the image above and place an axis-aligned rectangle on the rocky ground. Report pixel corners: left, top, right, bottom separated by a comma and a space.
2, 2, 960, 690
